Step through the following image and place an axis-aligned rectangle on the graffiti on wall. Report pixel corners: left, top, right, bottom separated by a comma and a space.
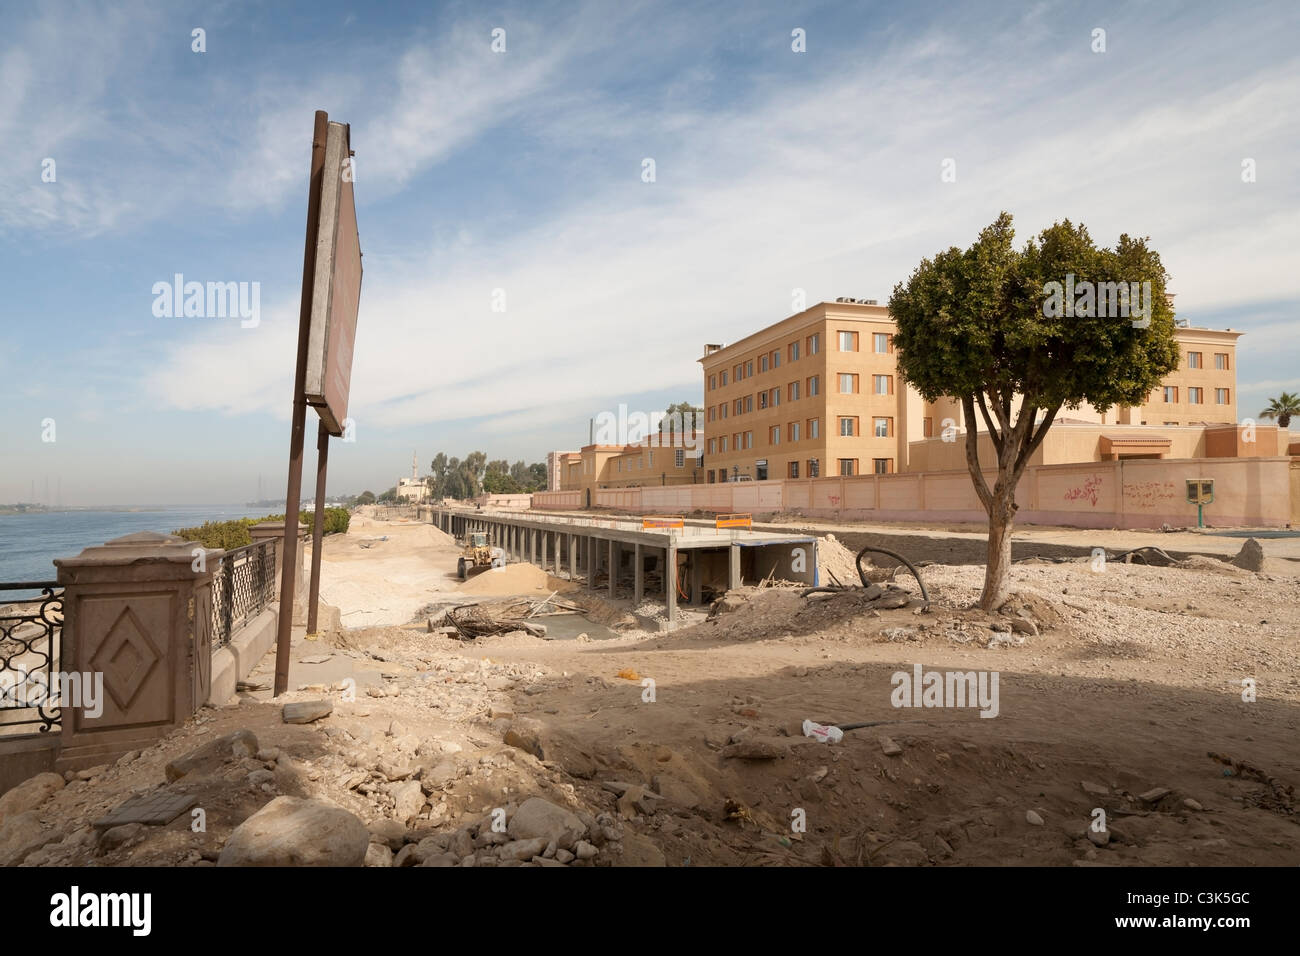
1126, 480, 1179, 510
1062, 475, 1103, 507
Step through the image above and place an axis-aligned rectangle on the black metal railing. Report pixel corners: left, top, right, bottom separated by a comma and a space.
210, 538, 278, 647
0, 582, 64, 734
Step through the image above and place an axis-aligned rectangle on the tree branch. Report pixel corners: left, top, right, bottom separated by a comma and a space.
975, 392, 1003, 454
961, 395, 994, 513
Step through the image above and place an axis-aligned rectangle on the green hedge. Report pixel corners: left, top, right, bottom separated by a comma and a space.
175, 508, 350, 551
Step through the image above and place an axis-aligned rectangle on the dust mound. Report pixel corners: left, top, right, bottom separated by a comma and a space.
458, 562, 550, 595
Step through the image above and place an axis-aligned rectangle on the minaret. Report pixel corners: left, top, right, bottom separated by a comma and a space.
412, 451, 418, 479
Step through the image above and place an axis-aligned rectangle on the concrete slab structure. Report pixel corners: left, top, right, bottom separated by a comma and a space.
425, 507, 819, 625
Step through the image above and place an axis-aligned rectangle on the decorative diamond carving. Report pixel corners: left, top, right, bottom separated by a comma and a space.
89, 607, 161, 711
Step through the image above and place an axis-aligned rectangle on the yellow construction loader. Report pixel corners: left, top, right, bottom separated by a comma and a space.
457, 531, 506, 579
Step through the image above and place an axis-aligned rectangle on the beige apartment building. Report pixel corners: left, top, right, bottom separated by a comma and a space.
556, 431, 704, 503
699, 300, 1243, 481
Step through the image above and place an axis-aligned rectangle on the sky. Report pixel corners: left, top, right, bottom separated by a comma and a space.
1, 0, 1296, 506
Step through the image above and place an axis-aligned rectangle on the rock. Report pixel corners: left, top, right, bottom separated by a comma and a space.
247, 769, 276, 787
116, 750, 139, 767
1025, 810, 1044, 826
100, 822, 146, 852
165, 730, 259, 783
503, 728, 544, 760
391, 781, 427, 824
282, 700, 333, 724
368, 819, 406, 850
76, 764, 108, 781
0, 810, 61, 866
615, 832, 666, 867
364, 842, 394, 867
875, 839, 929, 866
387, 720, 406, 737
721, 737, 786, 760
555, 848, 575, 864
255, 748, 281, 763
0, 771, 65, 826
419, 759, 460, 793
1009, 617, 1038, 636
499, 837, 549, 861
879, 736, 903, 757
507, 797, 587, 850
881, 626, 917, 643
1087, 827, 1110, 847
1139, 787, 1171, 804
218, 797, 369, 867
574, 840, 598, 860
1080, 780, 1109, 797
1183, 798, 1204, 812
1230, 538, 1265, 572
616, 786, 660, 819
652, 774, 700, 809
874, 592, 910, 610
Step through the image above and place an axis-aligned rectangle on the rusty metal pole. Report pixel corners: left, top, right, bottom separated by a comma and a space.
307, 419, 329, 635
274, 109, 329, 697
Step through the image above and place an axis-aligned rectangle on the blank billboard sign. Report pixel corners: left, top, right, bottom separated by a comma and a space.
304, 120, 362, 436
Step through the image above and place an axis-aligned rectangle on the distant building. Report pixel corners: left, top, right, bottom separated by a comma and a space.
397, 451, 429, 502
545, 450, 575, 492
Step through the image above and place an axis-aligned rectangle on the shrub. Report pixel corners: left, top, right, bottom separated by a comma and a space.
175, 508, 350, 550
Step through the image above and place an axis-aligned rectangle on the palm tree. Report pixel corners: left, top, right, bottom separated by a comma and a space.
1259, 392, 1300, 429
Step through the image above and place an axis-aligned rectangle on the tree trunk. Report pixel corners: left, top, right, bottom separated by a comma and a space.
979, 487, 1016, 611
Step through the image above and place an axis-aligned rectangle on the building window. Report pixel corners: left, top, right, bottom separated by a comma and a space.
923, 417, 933, 438
788, 461, 800, 478
1215, 353, 1229, 370
772, 349, 781, 368
808, 458, 819, 478
1187, 351, 1201, 369
770, 425, 780, 445
708, 438, 716, 454
721, 437, 728, 452
734, 399, 741, 415
839, 416, 857, 437
733, 433, 740, 449
1163, 386, 1177, 403
709, 374, 716, 390
789, 380, 800, 401
746, 360, 754, 377
1216, 388, 1229, 405
759, 391, 768, 409
839, 458, 857, 476
872, 458, 893, 474
809, 418, 820, 438
745, 395, 753, 413
874, 417, 891, 438
744, 431, 753, 450
808, 333, 820, 355
789, 341, 800, 361
1164, 421, 1178, 426
708, 406, 716, 422
873, 374, 892, 395
873, 332, 891, 353
707, 470, 715, 483
838, 330, 858, 351
772, 388, 780, 407
790, 421, 801, 442
760, 355, 768, 373
1189, 387, 1203, 404
721, 371, 728, 386
734, 364, 742, 381
839, 373, 858, 394
721, 404, 728, 419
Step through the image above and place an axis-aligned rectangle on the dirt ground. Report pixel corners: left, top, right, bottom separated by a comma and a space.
10, 513, 1298, 867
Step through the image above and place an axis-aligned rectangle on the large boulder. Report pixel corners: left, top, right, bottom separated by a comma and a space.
506, 797, 587, 850
218, 797, 369, 867
1230, 538, 1265, 572
0, 810, 62, 866
0, 771, 65, 827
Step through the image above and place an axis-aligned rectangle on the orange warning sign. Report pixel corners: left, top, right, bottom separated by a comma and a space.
716, 513, 752, 529
642, 516, 685, 529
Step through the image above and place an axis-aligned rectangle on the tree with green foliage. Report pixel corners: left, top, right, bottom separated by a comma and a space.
354, 490, 376, 505
889, 213, 1179, 609
1259, 392, 1300, 429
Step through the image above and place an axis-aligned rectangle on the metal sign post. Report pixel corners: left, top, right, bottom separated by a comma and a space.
275, 110, 362, 695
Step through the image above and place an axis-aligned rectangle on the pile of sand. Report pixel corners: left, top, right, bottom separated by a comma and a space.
457, 562, 551, 596
818, 534, 860, 584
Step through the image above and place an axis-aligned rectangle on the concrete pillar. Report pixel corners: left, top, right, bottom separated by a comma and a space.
541, 531, 549, 571
634, 543, 644, 605
53, 531, 219, 769
569, 533, 577, 579
608, 540, 616, 597
729, 543, 741, 590
666, 543, 678, 626
690, 551, 703, 605
587, 537, 597, 589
